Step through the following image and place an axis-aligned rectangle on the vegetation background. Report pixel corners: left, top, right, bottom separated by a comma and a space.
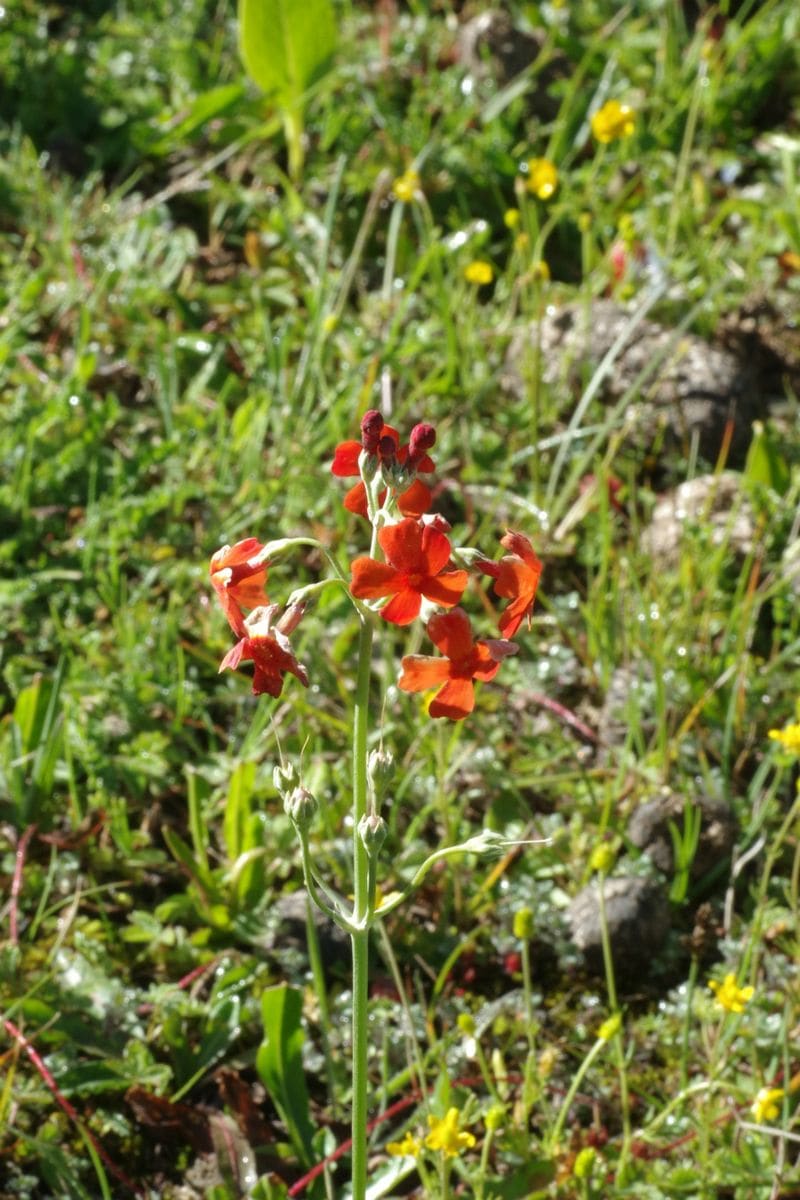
1, 0, 799, 1196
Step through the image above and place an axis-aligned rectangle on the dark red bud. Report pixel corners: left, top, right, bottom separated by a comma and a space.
408, 422, 436, 462
377, 434, 396, 465
361, 410, 384, 452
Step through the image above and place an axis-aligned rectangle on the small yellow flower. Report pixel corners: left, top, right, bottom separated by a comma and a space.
393, 168, 421, 204
504, 207, 520, 229
751, 1086, 784, 1124
386, 1130, 421, 1157
425, 1107, 476, 1158
526, 158, 558, 200
598, 1013, 622, 1041
708, 973, 754, 1014
532, 259, 550, 282
591, 99, 636, 144
768, 722, 800, 754
464, 260, 493, 285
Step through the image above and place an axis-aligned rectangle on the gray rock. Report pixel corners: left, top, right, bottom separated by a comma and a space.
641, 472, 756, 569
627, 789, 736, 880
506, 300, 767, 463
597, 661, 656, 750
569, 876, 670, 977
265, 890, 350, 971
456, 10, 567, 117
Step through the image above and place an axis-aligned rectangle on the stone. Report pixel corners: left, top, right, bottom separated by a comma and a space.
506, 300, 769, 464
627, 789, 736, 880
456, 9, 567, 118
568, 876, 670, 978
641, 472, 756, 570
264, 890, 350, 972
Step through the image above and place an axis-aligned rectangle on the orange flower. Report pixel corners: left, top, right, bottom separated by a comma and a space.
331, 413, 435, 519
350, 518, 467, 626
399, 608, 518, 719
478, 531, 542, 637
209, 538, 269, 636
218, 605, 308, 697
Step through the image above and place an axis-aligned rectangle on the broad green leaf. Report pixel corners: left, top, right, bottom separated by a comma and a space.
238, 0, 337, 110
256, 985, 316, 1164
744, 420, 790, 495
223, 759, 257, 863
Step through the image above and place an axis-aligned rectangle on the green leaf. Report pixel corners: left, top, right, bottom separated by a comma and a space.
223, 759, 257, 864
238, 0, 337, 110
256, 985, 316, 1164
744, 420, 790, 495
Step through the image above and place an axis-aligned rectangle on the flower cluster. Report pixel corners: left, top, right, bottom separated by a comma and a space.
386, 1106, 476, 1160
335, 411, 541, 719
209, 539, 308, 697
707, 972, 754, 1014
210, 412, 541, 720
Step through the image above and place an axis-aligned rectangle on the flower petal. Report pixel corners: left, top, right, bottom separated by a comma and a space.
398, 478, 432, 519
419, 524, 454, 576
209, 538, 265, 572
398, 655, 452, 692
219, 639, 246, 673
500, 530, 541, 571
429, 676, 475, 720
350, 558, 401, 599
422, 569, 468, 608
331, 441, 362, 477
381, 588, 422, 625
343, 481, 369, 517
379, 518, 424, 572
426, 608, 474, 659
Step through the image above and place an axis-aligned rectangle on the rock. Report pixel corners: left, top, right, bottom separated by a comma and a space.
627, 789, 736, 880
597, 661, 656, 750
506, 300, 768, 464
568, 876, 670, 977
641, 472, 756, 569
264, 890, 350, 972
718, 292, 800, 399
456, 10, 567, 118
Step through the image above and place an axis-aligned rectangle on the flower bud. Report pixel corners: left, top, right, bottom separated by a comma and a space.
407, 422, 436, 467
485, 1104, 505, 1132
456, 1012, 475, 1035
277, 601, 305, 637
513, 906, 534, 940
368, 748, 394, 794
284, 785, 318, 830
589, 841, 616, 875
273, 761, 298, 796
358, 813, 387, 853
361, 409, 383, 453
573, 1147, 596, 1179
377, 434, 397, 468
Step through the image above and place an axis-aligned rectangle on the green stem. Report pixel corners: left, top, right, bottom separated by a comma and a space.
284, 106, 305, 183
596, 879, 631, 1180
351, 613, 375, 1200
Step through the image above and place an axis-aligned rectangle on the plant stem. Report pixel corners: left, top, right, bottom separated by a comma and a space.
350, 613, 375, 1200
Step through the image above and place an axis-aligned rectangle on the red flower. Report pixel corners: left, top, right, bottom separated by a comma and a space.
350, 517, 467, 625
331, 414, 435, 519
398, 608, 518, 719
218, 606, 308, 697
478, 531, 542, 637
210, 538, 269, 636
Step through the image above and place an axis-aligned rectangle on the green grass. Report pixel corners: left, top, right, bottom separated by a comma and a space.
1, 0, 799, 1197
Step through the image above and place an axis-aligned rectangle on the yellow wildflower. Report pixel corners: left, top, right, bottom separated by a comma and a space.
751, 1086, 784, 1124
591, 99, 636, 144
425, 1107, 476, 1158
708, 973, 754, 1014
526, 158, 558, 200
393, 168, 421, 204
464, 260, 493, 285
386, 1130, 421, 1157
768, 722, 800, 754
504, 207, 520, 229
